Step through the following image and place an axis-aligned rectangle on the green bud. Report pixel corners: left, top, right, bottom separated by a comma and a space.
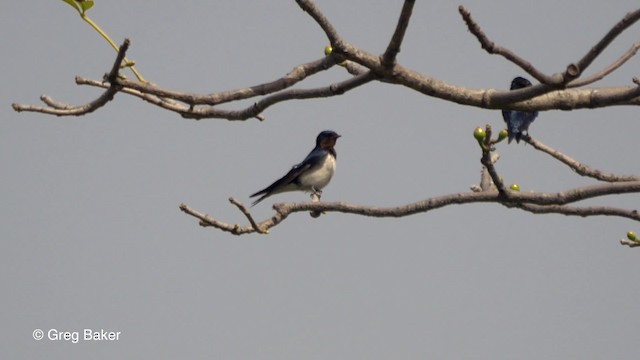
497, 129, 509, 142
324, 45, 333, 56
627, 231, 638, 241
510, 183, 520, 192
473, 127, 486, 142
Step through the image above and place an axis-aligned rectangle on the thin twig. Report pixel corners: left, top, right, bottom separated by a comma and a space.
12, 38, 130, 116
569, 42, 640, 87
77, 71, 377, 120
458, 6, 640, 86
620, 239, 640, 247
458, 6, 558, 85
573, 9, 640, 79
515, 203, 640, 222
115, 56, 339, 106
479, 125, 508, 195
526, 136, 640, 182
381, 0, 416, 68
229, 197, 267, 234
295, 0, 341, 46
179, 203, 288, 235
179, 203, 244, 234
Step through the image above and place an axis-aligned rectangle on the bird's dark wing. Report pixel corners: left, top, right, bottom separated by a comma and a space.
502, 110, 516, 142
501, 109, 510, 123
249, 149, 327, 206
503, 110, 538, 143
250, 163, 310, 198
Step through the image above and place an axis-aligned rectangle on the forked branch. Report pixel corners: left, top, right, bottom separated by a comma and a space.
12, 38, 130, 116
180, 182, 640, 235
12, 2, 640, 119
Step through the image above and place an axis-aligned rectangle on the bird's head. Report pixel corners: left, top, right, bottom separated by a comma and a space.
316, 130, 341, 149
510, 76, 533, 90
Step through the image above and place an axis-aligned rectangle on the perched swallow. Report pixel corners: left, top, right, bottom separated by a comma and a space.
250, 130, 341, 206
502, 76, 539, 143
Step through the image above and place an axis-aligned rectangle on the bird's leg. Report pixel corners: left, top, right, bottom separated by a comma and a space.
309, 188, 323, 218
311, 187, 323, 198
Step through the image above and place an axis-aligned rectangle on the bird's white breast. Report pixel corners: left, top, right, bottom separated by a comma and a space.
298, 154, 336, 191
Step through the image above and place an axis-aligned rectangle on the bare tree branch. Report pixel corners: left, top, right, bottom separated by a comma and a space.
381, 0, 415, 68
457, 5, 559, 85
117, 56, 340, 107
456, 5, 640, 109
179, 202, 288, 235
12, 38, 130, 116
295, 0, 342, 46
620, 239, 640, 247
573, 9, 640, 79
12, 4, 640, 119
181, 179, 640, 235
75, 77, 268, 121
229, 197, 268, 234
478, 125, 508, 195
76, 70, 377, 120
525, 136, 640, 182
459, 7, 640, 86
515, 203, 640, 222
569, 42, 640, 88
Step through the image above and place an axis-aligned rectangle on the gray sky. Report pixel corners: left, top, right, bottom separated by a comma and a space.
2, 1, 640, 358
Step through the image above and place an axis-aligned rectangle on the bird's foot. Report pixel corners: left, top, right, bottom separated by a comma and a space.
310, 188, 323, 218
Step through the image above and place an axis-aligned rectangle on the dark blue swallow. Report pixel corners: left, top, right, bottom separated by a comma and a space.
250, 130, 341, 206
502, 76, 538, 143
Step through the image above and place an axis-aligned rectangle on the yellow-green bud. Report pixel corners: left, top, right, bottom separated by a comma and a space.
510, 183, 520, 192
324, 45, 333, 56
627, 231, 638, 241
473, 127, 486, 142
498, 129, 509, 142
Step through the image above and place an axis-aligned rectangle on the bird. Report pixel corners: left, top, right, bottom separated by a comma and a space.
250, 130, 341, 206
502, 76, 539, 143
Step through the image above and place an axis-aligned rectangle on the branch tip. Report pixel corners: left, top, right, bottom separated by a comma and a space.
229, 197, 268, 234
382, 0, 416, 68
620, 239, 640, 248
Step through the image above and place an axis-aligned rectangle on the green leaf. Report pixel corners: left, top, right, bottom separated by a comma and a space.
62, 0, 81, 13
80, 0, 94, 14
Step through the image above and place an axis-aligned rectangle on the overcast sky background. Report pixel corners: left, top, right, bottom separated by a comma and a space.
2, 1, 640, 359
